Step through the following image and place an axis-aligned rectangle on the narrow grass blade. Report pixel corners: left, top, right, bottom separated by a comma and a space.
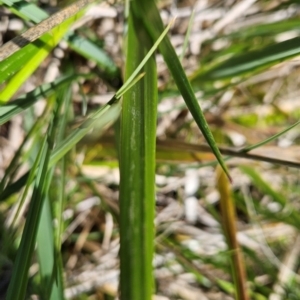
8, 131, 48, 230
0, 110, 47, 194
0, 74, 81, 122
50, 97, 121, 166
0, 172, 29, 201
6, 137, 48, 300
216, 166, 249, 300
37, 196, 63, 300
224, 18, 300, 40
53, 87, 71, 251
119, 8, 157, 299
161, 238, 212, 288
6, 95, 63, 300
180, 9, 195, 62
192, 37, 300, 82
132, 0, 230, 180
239, 166, 287, 207
37, 90, 70, 300
50, 91, 71, 300
239, 165, 300, 229
242, 119, 300, 152
116, 20, 173, 98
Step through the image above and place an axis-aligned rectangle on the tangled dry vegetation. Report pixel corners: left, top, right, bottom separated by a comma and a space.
1, 0, 300, 299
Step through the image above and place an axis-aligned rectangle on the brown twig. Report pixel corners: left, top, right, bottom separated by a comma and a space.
157, 139, 300, 169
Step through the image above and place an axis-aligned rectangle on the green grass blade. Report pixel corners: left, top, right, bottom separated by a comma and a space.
0, 48, 52, 101
1, 0, 119, 79
0, 0, 91, 86
51, 23, 171, 166
50, 97, 121, 166
223, 18, 300, 40
132, 0, 230, 180
0, 172, 29, 201
192, 37, 300, 82
239, 165, 286, 206
1, 19, 171, 201
6, 95, 63, 300
66, 33, 119, 77
0, 0, 48, 22
53, 87, 71, 251
49, 90, 71, 300
6, 136, 48, 300
0, 0, 94, 61
0, 74, 81, 122
240, 165, 300, 229
0, 13, 82, 101
36, 165, 64, 300
119, 8, 157, 299
242, 120, 300, 152
37, 196, 63, 300
180, 9, 195, 62
8, 136, 48, 230
116, 21, 173, 98
37, 89, 70, 300
0, 41, 44, 85
0, 111, 47, 193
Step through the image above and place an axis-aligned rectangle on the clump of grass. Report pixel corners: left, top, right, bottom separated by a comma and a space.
1, 0, 300, 299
